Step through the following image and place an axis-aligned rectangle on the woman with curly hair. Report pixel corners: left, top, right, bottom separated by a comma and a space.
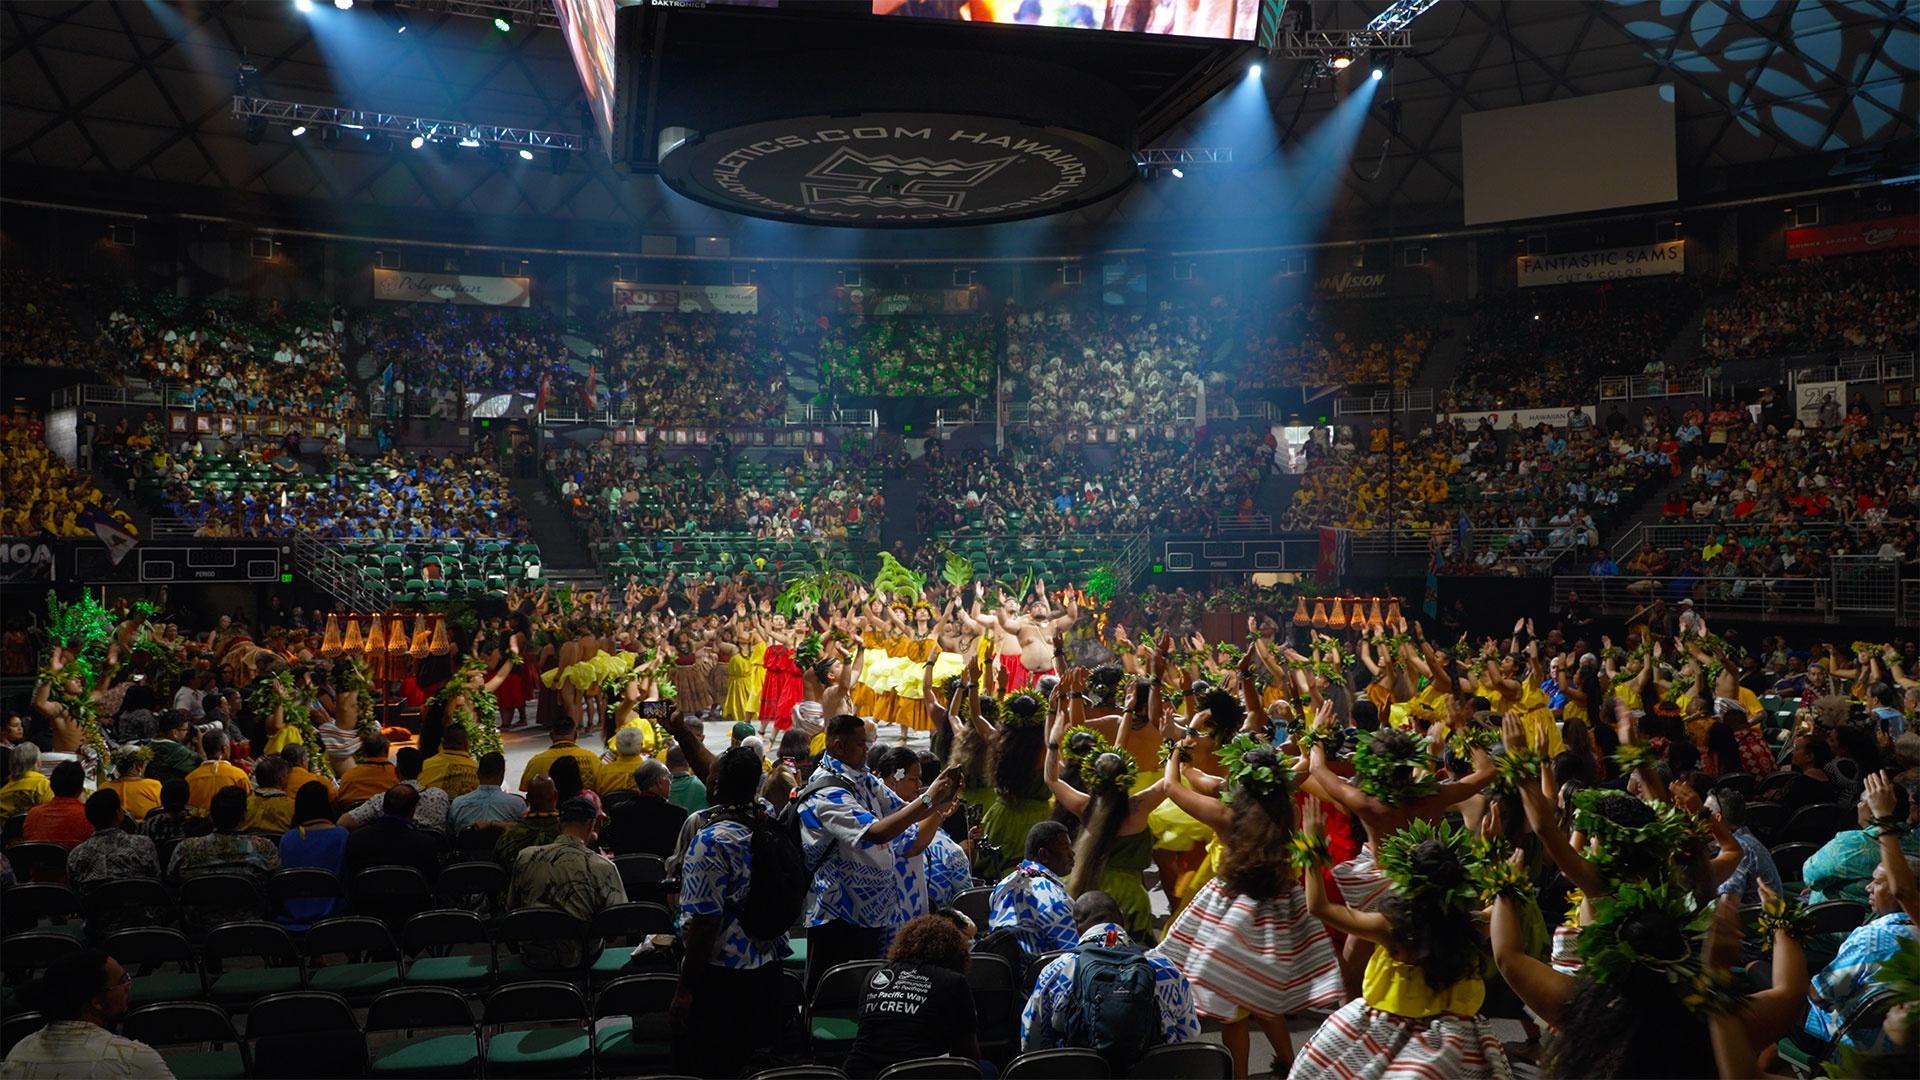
1043, 673, 1167, 939
1149, 735, 1344, 1077
1294, 805, 1515, 1080
839, 912, 981, 1079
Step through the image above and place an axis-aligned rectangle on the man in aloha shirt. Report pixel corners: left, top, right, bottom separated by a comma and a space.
989, 820, 1079, 956
1803, 855, 1919, 1054
1022, 891, 1201, 1055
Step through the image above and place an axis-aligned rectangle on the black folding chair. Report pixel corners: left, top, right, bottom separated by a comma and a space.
122, 1001, 250, 1080
481, 980, 594, 1078
365, 985, 482, 1078
248, 991, 368, 1078
592, 972, 677, 1077
103, 926, 207, 1008
304, 916, 407, 1002
402, 908, 497, 991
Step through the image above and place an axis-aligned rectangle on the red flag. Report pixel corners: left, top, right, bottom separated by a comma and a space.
580, 366, 597, 411
535, 372, 551, 415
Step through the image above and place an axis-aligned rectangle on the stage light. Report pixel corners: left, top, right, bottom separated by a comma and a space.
493, 14, 512, 32
1170, 167, 1184, 179
294, 0, 314, 12
459, 128, 482, 147
410, 135, 425, 149
518, 148, 534, 160
1370, 66, 1384, 81
1250, 62, 1262, 78
333, 0, 353, 9
290, 125, 308, 137
1330, 50, 1354, 69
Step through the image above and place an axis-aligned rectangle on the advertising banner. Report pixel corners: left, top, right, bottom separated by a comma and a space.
1516, 241, 1684, 287
372, 269, 532, 307
1795, 381, 1847, 428
836, 286, 979, 315
612, 283, 760, 314
1441, 405, 1598, 429
1786, 215, 1920, 259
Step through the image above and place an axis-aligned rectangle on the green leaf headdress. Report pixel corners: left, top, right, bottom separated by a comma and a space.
1351, 729, 1440, 804
1214, 734, 1293, 805
1061, 727, 1136, 796
997, 689, 1047, 730
1375, 818, 1481, 913
1571, 789, 1698, 885
1576, 882, 1737, 1014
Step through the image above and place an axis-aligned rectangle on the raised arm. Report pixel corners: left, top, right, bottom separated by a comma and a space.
1491, 888, 1572, 1027
1301, 799, 1392, 942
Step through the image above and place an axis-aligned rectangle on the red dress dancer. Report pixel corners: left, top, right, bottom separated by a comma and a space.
758, 643, 804, 731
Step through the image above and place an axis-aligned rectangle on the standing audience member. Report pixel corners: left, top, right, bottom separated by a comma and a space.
506, 796, 628, 970
22, 761, 93, 848
672, 747, 789, 1079
0, 950, 173, 1079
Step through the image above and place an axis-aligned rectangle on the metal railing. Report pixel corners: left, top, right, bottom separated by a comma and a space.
1830, 555, 1901, 617
1113, 532, 1153, 587
1790, 351, 1916, 388
1333, 388, 1435, 416
1553, 574, 1830, 619
1346, 526, 1563, 563
1212, 514, 1275, 535
1599, 373, 1710, 401
290, 533, 390, 611
782, 405, 878, 428
1611, 521, 1842, 563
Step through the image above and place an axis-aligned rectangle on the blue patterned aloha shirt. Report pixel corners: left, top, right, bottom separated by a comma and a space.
990, 858, 1078, 956
679, 817, 792, 970
1804, 911, 1915, 1054
798, 754, 917, 929
1021, 923, 1201, 1051
926, 830, 974, 912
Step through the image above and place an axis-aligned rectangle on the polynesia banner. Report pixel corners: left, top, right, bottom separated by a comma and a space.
1516, 241, 1684, 287
1786, 215, 1919, 259
612, 283, 760, 314
1442, 405, 1597, 429
372, 269, 531, 307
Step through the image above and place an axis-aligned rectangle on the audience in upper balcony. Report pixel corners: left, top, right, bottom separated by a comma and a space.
361, 304, 575, 417
1442, 279, 1701, 411
1002, 302, 1226, 426
1237, 301, 1435, 388
597, 311, 787, 425
812, 313, 995, 399
0, 421, 138, 539
103, 289, 352, 417
1702, 249, 1919, 360
3, 271, 112, 370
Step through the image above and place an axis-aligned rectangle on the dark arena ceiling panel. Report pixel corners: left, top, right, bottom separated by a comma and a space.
2, 1, 1914, 246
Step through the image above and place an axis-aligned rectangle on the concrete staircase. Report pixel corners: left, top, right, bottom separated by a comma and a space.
1657, 304, 1708, 370
1412, 313, 1478, 394
509, 477, 595, 571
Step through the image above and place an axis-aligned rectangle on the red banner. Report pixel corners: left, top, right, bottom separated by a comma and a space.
1786, 215, 1920, 259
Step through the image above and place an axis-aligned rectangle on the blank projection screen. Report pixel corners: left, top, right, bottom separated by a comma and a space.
1461, 85, 1678, 226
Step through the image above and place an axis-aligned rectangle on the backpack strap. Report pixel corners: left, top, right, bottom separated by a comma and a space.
795, 773, 859, 874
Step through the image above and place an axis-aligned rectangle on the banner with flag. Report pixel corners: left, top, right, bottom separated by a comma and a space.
580, 366, 597, 412
535, 372, 552, 416
76, 505, 136, 566
1315, 527, 1347, 583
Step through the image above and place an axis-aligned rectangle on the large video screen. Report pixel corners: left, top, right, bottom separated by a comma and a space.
872, 0, 1258, 41
553, 0, 629, 153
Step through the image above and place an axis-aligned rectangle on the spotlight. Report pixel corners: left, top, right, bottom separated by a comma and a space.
290, 125, 308, 137
493, 14, 512, 32
1370, 66, 1384, 81
459, 128, 482, 148
1330, 50, 1354, 69
1170, 167, 1184, 179
410, 135, 425, 150
333, 0, 353, 9
294, 0, 314, 11
1249, 62, 1262, 78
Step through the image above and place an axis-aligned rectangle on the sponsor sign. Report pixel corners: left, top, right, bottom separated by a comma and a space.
0, 540, 57, 583
1786, 215, 1920, 259
612, 283, 760, 314
1442, 405, 1598, 429
1795, 381, 1847, 429
658, 112, 1133, 227
1316, 270, 1389, 299
1516, 241, 1684, 287
373, 269, 532, 307
836, 287, 978, 315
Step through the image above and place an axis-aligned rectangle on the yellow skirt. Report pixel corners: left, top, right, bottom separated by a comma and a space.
1149, 798, 1214, 853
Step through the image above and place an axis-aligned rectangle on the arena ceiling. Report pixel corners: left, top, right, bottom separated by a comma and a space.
1, 1, 1915, 252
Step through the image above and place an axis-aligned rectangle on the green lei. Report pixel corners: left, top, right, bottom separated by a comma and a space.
1578, 882, 1740, 1016
998, 689, 1047, 730
40, 661, 110, 776
430, 658, 502, 758
1351, 729, 1440, 804
1376, 818, 1481, 912
1063, 727, 1136, 796
335, 656, 379, 740
1471, 834, 1532, 901
248, 670, 334, 782
1571, 788, 1696, 884
1489, 748, 1545, 796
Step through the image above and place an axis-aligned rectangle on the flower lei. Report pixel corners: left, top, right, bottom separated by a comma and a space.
1571, 789, 1696, 884
1290, 831, 1333, 872
1578, 882, 1741, 1016
1376, 818, 1481, 913
1215, 734, 1292, 805
1351, 729, 1441, 804
997, 689, 1047, 730
1752, 891, 1814, 951
248, 670, 333, 781
1489, 748, 1544, 797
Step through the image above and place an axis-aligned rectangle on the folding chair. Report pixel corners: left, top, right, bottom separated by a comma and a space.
1133, 1042, 1234, 1079
809, 960, 883, 1065
248, 991, 369, 1078
877, 1058, 983, 1079
178, 872, 266, 939
967, 953, 1019, 1067
266, 866, 345, 932
202, 920, 305, 1006
402, 909, 496, 991
588, 901, 675, 983
82, 876, 178, 942
495, 907, 589, 983
366, 985, 482, 1078
351, 865, 435, 929
1, 882, 81, 937
1001, 1048, 1110, 1079
592, 972, 677, 1076
951, 886, 993, 930
122, 1001, 249, 1080
7, 841, 70, 883
304, 916, 408, 1000
103, 926, 206, 1008
482, 980, 594, 1078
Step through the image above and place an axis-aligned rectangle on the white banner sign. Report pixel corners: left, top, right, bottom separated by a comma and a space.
612, 283, 759, 314
1795, 381, 1846, 428
1516, 240, 1684, 287
1442, 405, 1597, 429
372, 269, 531, 307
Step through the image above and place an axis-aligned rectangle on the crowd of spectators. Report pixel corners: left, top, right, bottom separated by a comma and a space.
360, 304, 575, 417
1442, 278, 1702, 411
550, 439, 883, 542
1002, 302, 1224, 426
1237, 300, 1436, 388
0, 419, 137, 539
812, 314, 994, 399
914, 428, 1267, 536
102, 289, 353, 417
1282, 416, 1666, 568
152, 450, 526, 540
597, 312, 787, 425
1702, 249, 1919, 359
2, 270, 111, 370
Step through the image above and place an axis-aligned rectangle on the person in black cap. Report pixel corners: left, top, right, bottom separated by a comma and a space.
507, 795, 628, 969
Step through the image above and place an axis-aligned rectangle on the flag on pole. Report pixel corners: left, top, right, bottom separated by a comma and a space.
76, 505, 137, 566
535, 371, 551, 416
581, 366, 597, 412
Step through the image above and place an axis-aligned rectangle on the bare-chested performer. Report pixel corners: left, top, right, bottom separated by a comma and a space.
961, 580, 1077, 691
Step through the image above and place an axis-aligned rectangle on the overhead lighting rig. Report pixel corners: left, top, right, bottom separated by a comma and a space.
1266, 0, 1436, 84
1133, 146, 1233, 180
387, 1, 559, 30
231, 96, 583, 157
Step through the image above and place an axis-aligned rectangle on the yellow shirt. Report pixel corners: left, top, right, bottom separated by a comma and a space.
519, 742, 605, 794
335, 760, 397, 807
262, 724, 304, 757
184, 760, 252, 816
1362, 947, 1485, 1018
0, 772, 54, 817
100, 778, 164, 823
419, 750, 479, 800
243, 789, 296, 835
283, 766, 336, 803
597, 753, 649, 795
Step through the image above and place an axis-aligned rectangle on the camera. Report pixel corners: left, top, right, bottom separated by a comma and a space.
639, 699, 672, 720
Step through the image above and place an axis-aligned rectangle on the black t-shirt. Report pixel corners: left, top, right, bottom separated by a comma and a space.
840, 961, 977, 1079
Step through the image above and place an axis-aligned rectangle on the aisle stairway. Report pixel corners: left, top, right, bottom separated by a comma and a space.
1412, 313, 1478, 393
509, 477, 594, 571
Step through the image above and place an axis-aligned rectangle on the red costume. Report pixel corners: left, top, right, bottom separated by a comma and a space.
759, 644, 804, 730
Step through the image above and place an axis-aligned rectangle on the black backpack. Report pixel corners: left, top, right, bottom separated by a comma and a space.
728, 774, 853, 941
1062, 941, 1163, 1071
